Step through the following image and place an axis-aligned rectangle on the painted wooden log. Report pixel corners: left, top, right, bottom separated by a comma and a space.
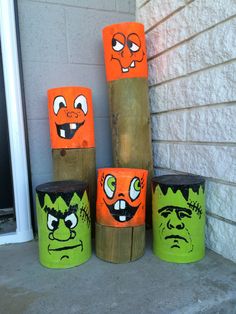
152, 175, 206, 263
102, 22, 153, 227
36, 180, 91, 268
48, 86, 96, 232
95, 168, 147, 263
48, 86, 95, 149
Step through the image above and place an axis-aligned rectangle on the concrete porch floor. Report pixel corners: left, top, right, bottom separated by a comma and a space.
0, 232, 236, 314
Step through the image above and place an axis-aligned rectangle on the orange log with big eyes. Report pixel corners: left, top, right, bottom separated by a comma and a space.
102, 22, 153, 227
95, 168, 147, 263
96, 168, 148, 227
48, 86, 95, 149
48, 86, 96, 234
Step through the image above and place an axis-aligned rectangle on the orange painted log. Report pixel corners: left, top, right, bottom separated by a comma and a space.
48, 86, 95, 149
103, 22, 148, 81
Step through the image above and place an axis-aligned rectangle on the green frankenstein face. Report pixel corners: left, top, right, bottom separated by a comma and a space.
153, 183, 205, 263
36, 191, 91, 268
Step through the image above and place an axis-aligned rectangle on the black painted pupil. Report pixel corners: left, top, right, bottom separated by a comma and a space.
76, 102, 82, 109
52, 220, 59, 230
65, 220, 72, 228
112, 38, 117, 47
127, 40, 132, 49
59, 102, 65, 109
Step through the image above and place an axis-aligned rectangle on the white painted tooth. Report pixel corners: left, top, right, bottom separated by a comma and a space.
122, 67, 129, 73
120, 200, 126, 209
119, 216, 126, 222
70, 123, 76, 130
60, 129, 66, 138
130, 61, 135, 68
114, 201, 120, 210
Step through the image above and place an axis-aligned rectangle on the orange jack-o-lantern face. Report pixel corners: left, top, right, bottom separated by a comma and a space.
48, 87, 95, 149
96, 168, 148, 227
103, 22, 148, 81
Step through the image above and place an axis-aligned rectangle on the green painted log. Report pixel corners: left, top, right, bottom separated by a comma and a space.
36, 180, 91, 268
152, 175, 206, 263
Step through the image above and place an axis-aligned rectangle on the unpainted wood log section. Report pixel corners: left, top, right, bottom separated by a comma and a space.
108, 78, 153, 226
95, 222, 145, 263
52, 147, 96, 232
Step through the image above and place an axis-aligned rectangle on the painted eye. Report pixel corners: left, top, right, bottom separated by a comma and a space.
53, 96, 66, 115
47, 214, 59, 231
65, 213, 78, 229
104, 174, 116, 199
112, 39, 124, 52
74, 95, 88, 115
129, 177, 141, 201
128, 40, 140, 52
178, 212, 191, 219
161, 211, 171, 218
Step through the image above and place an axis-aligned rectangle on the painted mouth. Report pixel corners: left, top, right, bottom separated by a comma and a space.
121, 61, 136, 72
60, 255, 69, 260
165, 235, 188, 243
48, 240, 83, 254
56, 121, 85, 139
111, 52, 145, 74
105, 199, 140, 222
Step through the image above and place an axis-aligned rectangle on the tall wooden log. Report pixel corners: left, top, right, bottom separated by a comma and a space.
103, 22, 153, 227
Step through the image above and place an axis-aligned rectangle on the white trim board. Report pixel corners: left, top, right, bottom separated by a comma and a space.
0, 0, 33, 244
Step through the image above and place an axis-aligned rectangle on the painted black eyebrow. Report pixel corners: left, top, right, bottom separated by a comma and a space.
44, 204, 78, 219
158, 206, 192, 216
44, 207, 63, 219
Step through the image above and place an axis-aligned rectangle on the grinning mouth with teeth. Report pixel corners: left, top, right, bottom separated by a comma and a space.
56, 121, 85, 139
122, 61, 135, 73
111, 52, 145, 74
104, 199, 140, 222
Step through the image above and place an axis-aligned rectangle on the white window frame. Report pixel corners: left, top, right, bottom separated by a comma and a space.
0, 0, 33, 244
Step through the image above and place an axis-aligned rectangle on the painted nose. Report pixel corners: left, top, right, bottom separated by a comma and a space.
121, 46, 132, 59
67, 111, 78, 118
53, 220, 71, 241
167, 214, 185, 230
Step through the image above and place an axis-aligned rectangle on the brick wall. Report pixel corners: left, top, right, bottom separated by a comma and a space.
137, 0, 236, 262
17, 0, 135, 225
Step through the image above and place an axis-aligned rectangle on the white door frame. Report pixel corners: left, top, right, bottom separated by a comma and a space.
0, 0, 33, 244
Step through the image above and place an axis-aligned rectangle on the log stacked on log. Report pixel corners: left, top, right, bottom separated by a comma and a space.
96, 168, 148, 263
